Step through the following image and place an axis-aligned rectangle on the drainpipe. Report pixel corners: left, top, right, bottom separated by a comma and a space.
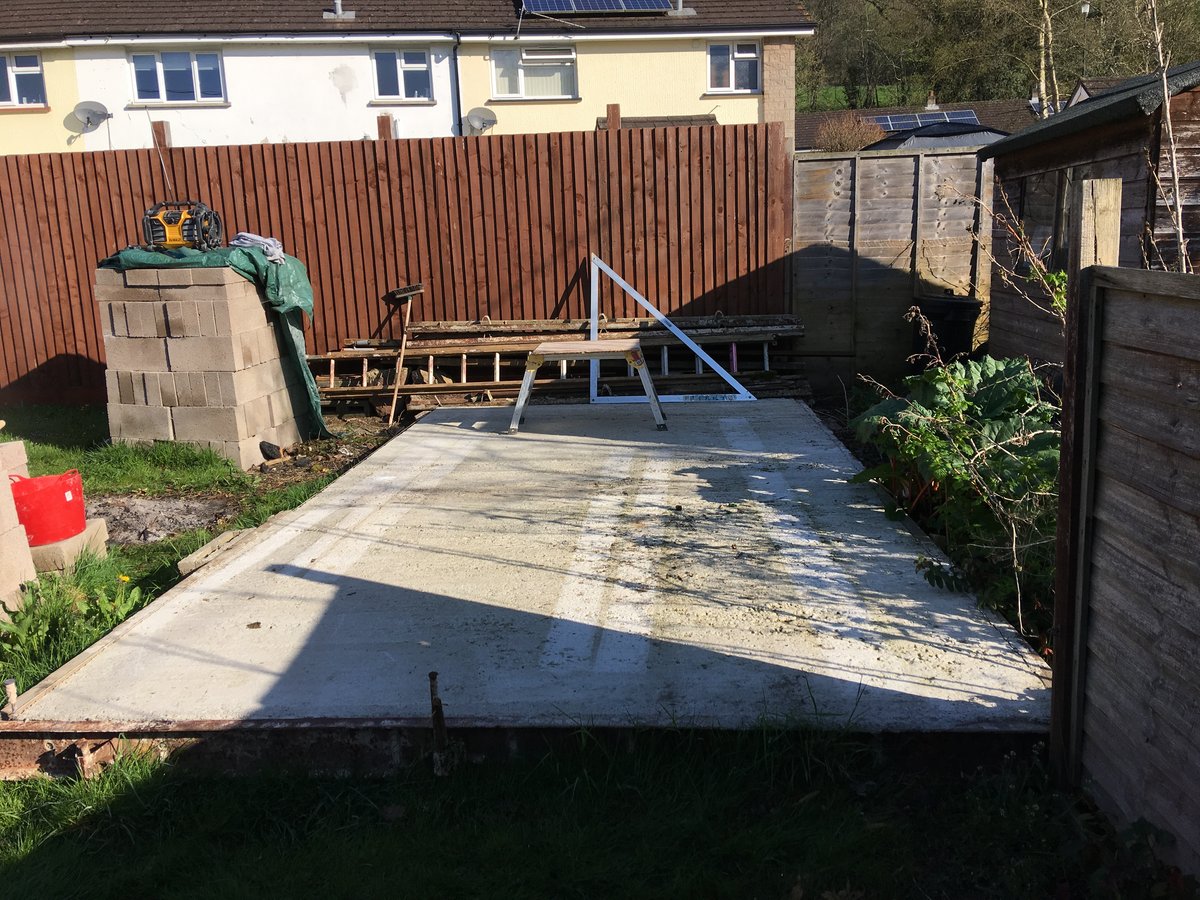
450, 33, 464, 136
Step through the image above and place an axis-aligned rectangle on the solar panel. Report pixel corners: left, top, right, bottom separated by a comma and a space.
871, 109, 981, 131
523, 0, 673, 13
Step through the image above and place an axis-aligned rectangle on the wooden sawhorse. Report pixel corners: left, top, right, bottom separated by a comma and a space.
508, 339, 667, 433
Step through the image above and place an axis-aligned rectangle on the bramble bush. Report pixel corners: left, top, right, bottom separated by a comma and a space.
851, 353, 1060, 643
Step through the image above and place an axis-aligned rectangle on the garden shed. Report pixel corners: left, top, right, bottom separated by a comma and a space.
980, 60, 1200, 363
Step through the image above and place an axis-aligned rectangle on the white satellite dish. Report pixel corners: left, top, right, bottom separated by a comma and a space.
69, 100, 112, 134
462, 107, 498, 136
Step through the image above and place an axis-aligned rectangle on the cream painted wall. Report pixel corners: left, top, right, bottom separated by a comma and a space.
457, 39, 764, 135
69, 42, 456, 152
0, 49, 81, 155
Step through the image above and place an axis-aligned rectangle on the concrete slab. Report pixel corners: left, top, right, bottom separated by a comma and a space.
15, 401, 1050, 732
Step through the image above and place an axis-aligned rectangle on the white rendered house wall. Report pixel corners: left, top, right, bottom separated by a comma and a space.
73, 41, 457, 151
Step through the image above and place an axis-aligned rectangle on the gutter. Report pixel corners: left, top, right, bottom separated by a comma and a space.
449, 33, 464, 137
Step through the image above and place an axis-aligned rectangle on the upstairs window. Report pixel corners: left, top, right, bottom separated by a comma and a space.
131, 51, 225, 103
707, 42, 760, 93
0, 54, 47, 106
373, 50, 433, 100
491, 46, 577, 100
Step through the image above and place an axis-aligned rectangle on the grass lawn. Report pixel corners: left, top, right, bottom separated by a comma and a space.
0, 730, 1180, 899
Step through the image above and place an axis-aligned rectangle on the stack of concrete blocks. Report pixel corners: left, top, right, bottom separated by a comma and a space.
0, 441, 36, 617
96, 267, 311, 469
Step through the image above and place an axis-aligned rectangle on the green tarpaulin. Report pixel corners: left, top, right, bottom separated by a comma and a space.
100, 246, 332, 438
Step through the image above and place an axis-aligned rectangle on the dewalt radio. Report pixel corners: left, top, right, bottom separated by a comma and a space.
141, 201, 224, 251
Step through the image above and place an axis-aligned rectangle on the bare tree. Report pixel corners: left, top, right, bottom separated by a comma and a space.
1146, 0, 1193, 272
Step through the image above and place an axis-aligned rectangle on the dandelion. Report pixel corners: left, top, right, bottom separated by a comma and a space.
117, 574, 130, 583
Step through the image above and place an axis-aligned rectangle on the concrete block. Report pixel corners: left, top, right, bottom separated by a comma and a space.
195, 301, 217, 337
123, 302, 157, 338
108, 403, 174, 443
143, 373, 163, 407
152, 301, 168, 337
229, 360, 287, 404
172, 406, 247, 443
190, 372, 210, 407
221, 436, 269, 470
104, 369, 119, 404
271, 416, 303, 450
212, 294, 269, 336
188, 267, 246, 286
166, 336, 244, 373
268, 387, 300, 426
124, 269, 160, 287
117, 370, 135, 405
203, 373, 222, 407
99, 302, 114, 338
105, 337, 170, 373
0, 478, 19, 533
164, 300, 186, 337
0, 440, 29, 478
159, 371, 178, 407
156, 268, 195, 287
243, 394, 273, 437
0, 523, 37, 591
95, 283, 161, 304
30, 518, 108, 573
95, 267, 124, 288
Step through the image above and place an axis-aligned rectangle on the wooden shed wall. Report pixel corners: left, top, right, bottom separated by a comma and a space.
792, 148, 988, 386
1063, 267, 1200, 874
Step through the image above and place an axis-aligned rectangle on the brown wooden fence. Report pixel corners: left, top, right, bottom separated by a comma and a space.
0, 124, 790, 404
1055, 265, 1200, 874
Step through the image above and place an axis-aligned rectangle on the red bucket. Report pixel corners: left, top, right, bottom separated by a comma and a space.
9, 470, 86, 547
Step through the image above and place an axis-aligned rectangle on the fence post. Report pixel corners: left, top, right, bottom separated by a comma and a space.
1051, 177, 1122, 784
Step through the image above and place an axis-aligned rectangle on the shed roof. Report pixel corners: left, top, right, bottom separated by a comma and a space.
981, 60, 1200, 160
795, 98, 1036, 151
0, 0, 814, 42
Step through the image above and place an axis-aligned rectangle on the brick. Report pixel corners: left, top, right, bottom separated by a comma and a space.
196, 300, 217, 336
166, 336, 244, 373
164, 301, 186, 337
94, 267, 124, 288
159, 372, 178, 407
0, 441, 29, 478
0, 524, 36, 594
152, 301, 169, 337
110, 302, 130, 337
30, 518, 108, 574
156, 268, 195, 287
99, 302, 114, 338
108, 403, 174, 442
182, 303, 204, 337
172, 406, 247, 443
124, 269, 160, 287
95, 283, 161, 303
177, 372, 208, 407
104, 337, 170, 373
203, 372, 222, 406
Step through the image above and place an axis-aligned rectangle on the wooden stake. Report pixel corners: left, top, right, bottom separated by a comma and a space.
386, 299, 414, 427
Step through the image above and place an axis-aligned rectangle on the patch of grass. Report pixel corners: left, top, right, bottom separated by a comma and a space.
0, 732, 1186, 898
2, 404, 252, 497
230, 473, 336, 529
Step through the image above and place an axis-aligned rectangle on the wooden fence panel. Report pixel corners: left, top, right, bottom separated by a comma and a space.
1059, 265, 1200, 875
0, 123, 790, 404
791, 148, 989, 386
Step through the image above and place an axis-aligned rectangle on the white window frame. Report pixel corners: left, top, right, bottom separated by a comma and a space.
128, 50, 227, 105
371, 48, 435, 102
490, 45, 577, 101
0, 53, 47, 107
706, 41, 761, 95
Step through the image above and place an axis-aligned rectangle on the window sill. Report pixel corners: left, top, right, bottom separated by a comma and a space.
487, 96, 581, 104
125, 100, 231, 110
368, 98, 436, 107
0, 104, 50, 113
701, 91, 762, 98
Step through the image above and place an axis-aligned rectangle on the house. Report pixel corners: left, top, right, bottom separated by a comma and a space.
979, 60, 1200, 363
0, 0, 813, 156
795, 97, 1038, 152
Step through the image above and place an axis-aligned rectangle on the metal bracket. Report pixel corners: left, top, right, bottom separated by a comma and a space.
588, 254, 756, 404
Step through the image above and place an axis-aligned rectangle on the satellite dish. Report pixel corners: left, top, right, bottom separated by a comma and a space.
462, 107, 498, 136
69, 100, 112, 134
